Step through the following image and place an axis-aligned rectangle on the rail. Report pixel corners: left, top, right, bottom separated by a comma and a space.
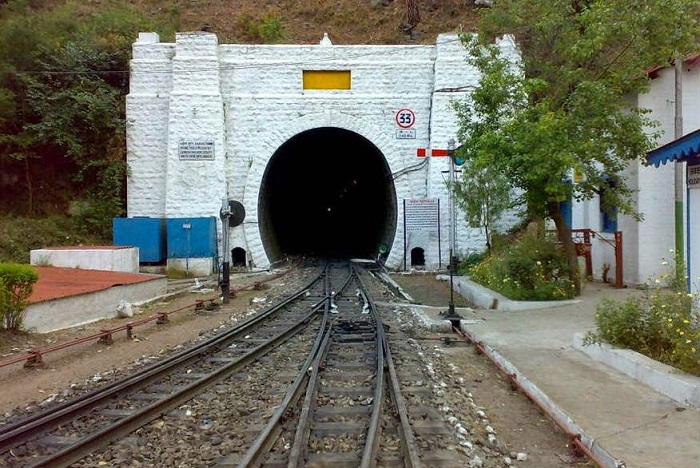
31, 302, 322, 468
0, 266, 324, 462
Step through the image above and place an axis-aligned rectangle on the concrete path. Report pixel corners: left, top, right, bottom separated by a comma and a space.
458, 284, 700, 468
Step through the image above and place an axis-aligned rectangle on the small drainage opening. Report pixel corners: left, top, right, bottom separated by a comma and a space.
231, 247, 247, 267
410, 247, 425, 268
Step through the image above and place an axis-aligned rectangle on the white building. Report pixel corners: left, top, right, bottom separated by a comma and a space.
126, 31, 520, 273
572, 55, 700, 288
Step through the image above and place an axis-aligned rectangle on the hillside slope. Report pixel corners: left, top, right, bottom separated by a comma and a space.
0, 0, 482, 263
115, 0, 480, 44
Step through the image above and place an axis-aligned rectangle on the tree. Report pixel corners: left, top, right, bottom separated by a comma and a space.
452, 160, 512, 254
403, 0, 420, 32
0, 1, 171, 225
453, 0, 700, 294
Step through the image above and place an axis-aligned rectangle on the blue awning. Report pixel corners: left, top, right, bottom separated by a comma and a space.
647, 128, 700, 167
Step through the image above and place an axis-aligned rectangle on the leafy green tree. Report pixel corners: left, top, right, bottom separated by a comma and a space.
21, 38, 128, 232
452, 160, 513, 253
454, 0, 700, 293
0, 1, 174, 233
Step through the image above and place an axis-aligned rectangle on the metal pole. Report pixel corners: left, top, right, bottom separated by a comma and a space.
674, 56, 684, 267
437, 198, 442, 269
185, 224, 190, 276
220, 198, 231, 304
448, 142, 455, 271
448, 139, 455, 312
615, 231, 623, 289
583, 229, 593, 278
449, 247, 455, 311
444, 139, 460, 324
403, 199, 407, 271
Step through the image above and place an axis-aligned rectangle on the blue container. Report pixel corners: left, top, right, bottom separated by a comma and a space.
113, 217, 167, 263
166, 217, 218, 259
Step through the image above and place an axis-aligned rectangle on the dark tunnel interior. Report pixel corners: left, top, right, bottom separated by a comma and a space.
259, 127, 397, 262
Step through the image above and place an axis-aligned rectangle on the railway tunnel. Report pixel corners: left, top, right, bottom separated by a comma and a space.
258, 127, 397, 262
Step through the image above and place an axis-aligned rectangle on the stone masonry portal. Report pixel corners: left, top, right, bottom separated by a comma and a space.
126, 31, 520, 271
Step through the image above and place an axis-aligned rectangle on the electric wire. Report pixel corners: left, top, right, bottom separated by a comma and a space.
389, 155, 429, 180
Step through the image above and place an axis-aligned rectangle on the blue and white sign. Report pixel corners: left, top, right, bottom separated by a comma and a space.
688, 163, 700, 189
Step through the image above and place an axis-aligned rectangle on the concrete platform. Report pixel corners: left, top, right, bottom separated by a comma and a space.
24, 266, 166, 333
404, 280, 700, 468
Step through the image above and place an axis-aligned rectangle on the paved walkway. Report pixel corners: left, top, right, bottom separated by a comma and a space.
450, 284, 700, 468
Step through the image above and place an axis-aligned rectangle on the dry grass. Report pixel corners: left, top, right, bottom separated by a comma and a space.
45, 0, 481, 44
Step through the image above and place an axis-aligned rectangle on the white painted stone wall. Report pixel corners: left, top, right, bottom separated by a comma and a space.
29, 248, 139, 273
127, 32, 520, 270
572, 59, 700, 287
24, 277, 167, 333
126, 33, 173, 218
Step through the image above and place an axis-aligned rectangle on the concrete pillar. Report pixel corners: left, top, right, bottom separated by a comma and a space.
164, 32, 227, 219
126, 33, 173, 217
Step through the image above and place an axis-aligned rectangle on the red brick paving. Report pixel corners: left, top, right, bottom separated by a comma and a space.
29, 266, 163, 304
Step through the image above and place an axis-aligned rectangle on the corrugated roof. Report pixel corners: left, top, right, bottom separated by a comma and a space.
647, 128, 700, 168
29, 266, 163, 304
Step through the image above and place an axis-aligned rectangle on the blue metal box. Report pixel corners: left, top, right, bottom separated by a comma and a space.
113, 217, 167, 263
166, 217, 218, 258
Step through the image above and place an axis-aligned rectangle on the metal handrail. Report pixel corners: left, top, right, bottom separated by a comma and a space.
0, 271, 288, 370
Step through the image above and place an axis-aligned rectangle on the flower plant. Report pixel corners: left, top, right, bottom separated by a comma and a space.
465, 229, 575, 301
584, 258, 700, 376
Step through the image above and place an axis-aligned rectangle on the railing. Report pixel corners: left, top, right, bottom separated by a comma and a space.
0, 273, 286, 370
570, 228, 624, 288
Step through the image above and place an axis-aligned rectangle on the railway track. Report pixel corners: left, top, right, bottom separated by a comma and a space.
219, 263, 471, 467
0, 260, 578, 467
0, 264, 333, 467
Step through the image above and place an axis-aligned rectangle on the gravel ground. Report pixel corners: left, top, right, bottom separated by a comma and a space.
387, 273, 592, 467
0, 267, 591, 467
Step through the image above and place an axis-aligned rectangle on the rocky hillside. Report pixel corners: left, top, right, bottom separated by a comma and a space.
109, 0, 481, 44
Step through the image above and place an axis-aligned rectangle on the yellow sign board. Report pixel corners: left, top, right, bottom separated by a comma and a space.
303, 70, 351, 90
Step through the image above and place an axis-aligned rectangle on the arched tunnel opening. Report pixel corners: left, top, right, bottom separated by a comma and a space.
259, 127, 397, 262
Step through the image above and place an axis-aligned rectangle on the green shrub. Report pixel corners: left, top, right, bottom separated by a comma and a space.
584, 266, 700, 376
0, 263, 39, 330
258, 14, 284, 43
235, 10, 284, 43
459, 251, 486, 271
467, 230, 575, 301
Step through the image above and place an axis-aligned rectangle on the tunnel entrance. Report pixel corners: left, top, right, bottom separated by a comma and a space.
258, 127, 397, 262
